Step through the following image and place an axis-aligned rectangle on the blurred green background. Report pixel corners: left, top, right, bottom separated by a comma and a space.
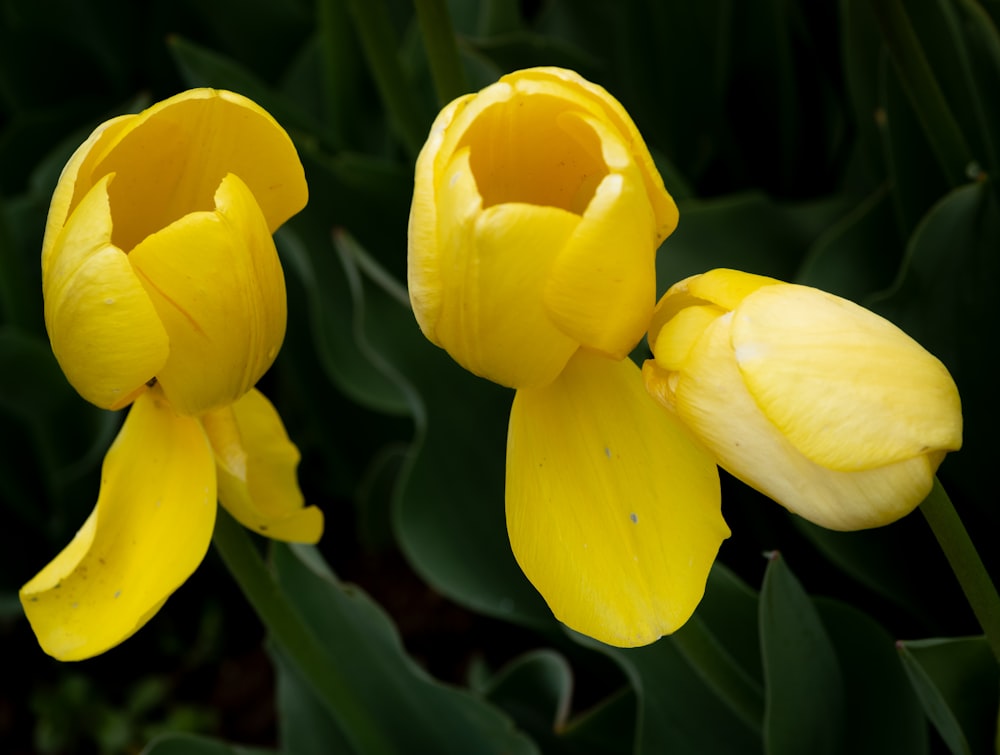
1, 0, 997, 753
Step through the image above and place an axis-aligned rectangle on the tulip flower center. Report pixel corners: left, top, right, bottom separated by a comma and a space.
461, 95, 609, 215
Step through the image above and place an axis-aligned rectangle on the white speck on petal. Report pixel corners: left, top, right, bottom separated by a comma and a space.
734, 341, 765, 365
114, 590, 121, 599
104, 298, 115, 305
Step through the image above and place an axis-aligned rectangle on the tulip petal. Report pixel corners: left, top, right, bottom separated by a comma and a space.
42, 175, 169, 409
129, 173, 286, 416
666, 314, 939, 530
19, 390, 216, 660
732, 284, 962, 471
41, 115, 135, 273
408, 95, 472, 340
81, 89, 306, 253
507, 350, 727, 646
507, 67, 678, 241
202, 388, 323, 543
648, 269, 779, 346
432, 148, 580, 388
543, 113, 663, 358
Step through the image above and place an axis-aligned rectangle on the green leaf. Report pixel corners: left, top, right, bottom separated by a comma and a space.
141, 733, 274, 755
815, 598, 929, 755
277, 226, 409, 414
870, 181, 1000, 525
480, 649, 573, 747
580, 632, 762, 755
906, 0, 999, 175
795, 185, 902, 300
878, 51, 952, 237
272, 543, 540, 754
898, 636, 999, 755
142, 734, 276, 755
790, 514, 945, 628
842, 0, 890, 186
272, 644, 356, 755
324, 231, 554, 628
557, 688, 637, 755
167, 36, 323, 140
573, 567, 765, 755
759, 552, 844, 755
670, 565, 764, 733
657, 192, 851, 295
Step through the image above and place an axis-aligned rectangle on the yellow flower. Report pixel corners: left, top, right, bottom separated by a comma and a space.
408, 66, 679, 389
643, 268, 963, 531
21, 89, 323, 661
408, 68, 728, 647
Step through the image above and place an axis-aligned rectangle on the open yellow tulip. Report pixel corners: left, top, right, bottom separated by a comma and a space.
408, 68, 728, 647
643, 268, 963, 531
22, 89, 323, 661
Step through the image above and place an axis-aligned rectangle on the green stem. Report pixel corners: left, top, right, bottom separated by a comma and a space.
869, 0, 975, 186
344, 0, 427, 157
317, 0, 356, 151
920, 478, 1000, 664
414, 0, 467, 106
212, 509, 391, 753
671, 615, 764, 732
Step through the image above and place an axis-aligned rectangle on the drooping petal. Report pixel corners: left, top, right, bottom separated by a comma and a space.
732, 284, 963, 471
20, 389, 217, 660
666, 313, 938, 530
432, 147, 580, 388
543, 113, 665, 358
507, 350, 727, 646
202, 388, 323, 543
129, 173, 286, 416
42, 175, 169, 409
82, 89, 307, 253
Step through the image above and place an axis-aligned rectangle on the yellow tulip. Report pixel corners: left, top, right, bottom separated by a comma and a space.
408, 66, 679, 389
643, 268, 963, 531
408, 69, 728, 647
22, 89, 323, 661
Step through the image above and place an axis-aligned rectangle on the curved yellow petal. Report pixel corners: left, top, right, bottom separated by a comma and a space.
506, 67, 677, 241
130, 173, 286, 416
42, 175, 169, 410
651, 304, 725, 371
432, 147, 580, 388
408, 94, 473, 341
667, 314, 938, 530
507, 350, 727, 646
543, 113, 663, 358
41, 114, 135, 273
202, 388, 323, 543
648, 268, 779, 346
84, 89, 307, 253
455, 89, 610, 212
20, 389, 217, 660
733, 284, 963, 471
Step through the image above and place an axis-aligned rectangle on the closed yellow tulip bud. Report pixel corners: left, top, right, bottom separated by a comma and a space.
408, 66, 678, 389
642, 269, 963, 530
